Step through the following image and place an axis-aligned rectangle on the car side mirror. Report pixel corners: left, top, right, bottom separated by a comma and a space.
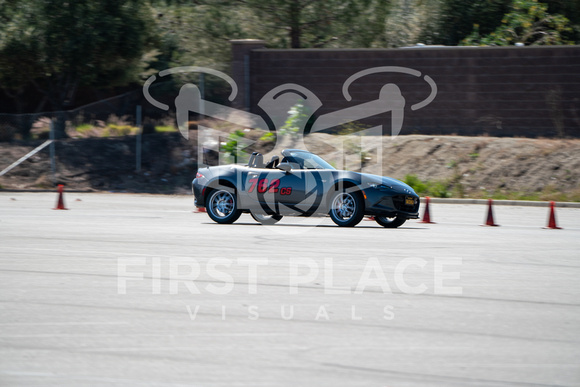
277, 162, 292, 173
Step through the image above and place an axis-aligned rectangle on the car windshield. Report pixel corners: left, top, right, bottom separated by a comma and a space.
288, 151, 335, 170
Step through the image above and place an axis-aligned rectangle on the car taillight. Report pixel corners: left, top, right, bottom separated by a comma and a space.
196, 172, 204, 179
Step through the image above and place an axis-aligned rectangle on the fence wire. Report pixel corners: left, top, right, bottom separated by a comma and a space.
0, 89, 147, 141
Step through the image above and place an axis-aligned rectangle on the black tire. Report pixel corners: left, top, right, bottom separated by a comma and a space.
375, 214, 407, 228
329, 191, 364, 227
250, 212, 283, 225
206, 188, 242, 224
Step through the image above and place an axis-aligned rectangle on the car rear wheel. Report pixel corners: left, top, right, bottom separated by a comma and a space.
250, 212, 283, 225
375, 214, 407, 228
329, 191, 364, 227
206, 189, 242, 224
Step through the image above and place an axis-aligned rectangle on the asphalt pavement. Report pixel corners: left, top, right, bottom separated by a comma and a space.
1, 192, 579, 386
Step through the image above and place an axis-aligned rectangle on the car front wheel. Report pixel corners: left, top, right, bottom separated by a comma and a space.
329, 191, 364, 227
206, 189, 242, 224
375, 214, 407, 228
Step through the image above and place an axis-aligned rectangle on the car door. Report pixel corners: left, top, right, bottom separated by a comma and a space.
242, 168, 302, 211
243, 164, 332, 215
245, 167, 328, 213
276, 168, 329, 215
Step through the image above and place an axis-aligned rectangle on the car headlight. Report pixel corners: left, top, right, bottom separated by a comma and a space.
368, 182, 393, 190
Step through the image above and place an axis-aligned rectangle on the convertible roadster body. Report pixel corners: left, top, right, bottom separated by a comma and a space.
192, 149, 420, 227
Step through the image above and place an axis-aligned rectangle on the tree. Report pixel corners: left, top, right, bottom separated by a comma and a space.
153, 0, 390, 60
152, 0, 257, 71
539, 0, 580, 43
241, 0, 389, 48
461, 0, 573, 46
0, 0, 156, 138
431, 0, 511, 45
427, 0, 579, 46
383, 0, 441, 47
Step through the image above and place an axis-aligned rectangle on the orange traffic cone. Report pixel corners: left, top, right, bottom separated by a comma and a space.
194, 207, 206, 213
544, 201, 562, 229
420, 196, 435, 224
482, 198, 498, 226
53, 184, 68, 210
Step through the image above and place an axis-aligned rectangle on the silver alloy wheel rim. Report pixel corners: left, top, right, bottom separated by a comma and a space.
210, 191, 234, 218
332, 193, 356, 220
378, 216, 395, 223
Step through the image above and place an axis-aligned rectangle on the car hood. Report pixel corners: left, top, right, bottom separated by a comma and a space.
361, 173, 418, 195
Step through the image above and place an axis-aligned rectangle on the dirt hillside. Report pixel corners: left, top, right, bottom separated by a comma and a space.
303, 134, 580, 201
1, 133, 579, 201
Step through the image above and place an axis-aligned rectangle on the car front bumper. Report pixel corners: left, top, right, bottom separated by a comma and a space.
363, 188, 420, 219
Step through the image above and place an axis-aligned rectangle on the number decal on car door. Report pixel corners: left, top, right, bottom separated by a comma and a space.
248, 178, 290, 194
268, 179, 280, 193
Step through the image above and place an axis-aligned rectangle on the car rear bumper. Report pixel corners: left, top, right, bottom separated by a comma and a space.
192, 179, 205, 208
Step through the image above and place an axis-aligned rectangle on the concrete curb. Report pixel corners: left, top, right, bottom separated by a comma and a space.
424, 197, 580, 208
0, 189, 96, 193
1, 190, 579, 208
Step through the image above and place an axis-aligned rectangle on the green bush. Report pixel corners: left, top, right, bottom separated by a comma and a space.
155, 125, 178, 133
280, 102, 310, 138
259, 132, 275, 142
75, 123, 93, 133
102, 124, 139, 137
221, 130, 247, 163
404, 174, 450, 198
404, 174, 428, 195
429, 181, 451, 198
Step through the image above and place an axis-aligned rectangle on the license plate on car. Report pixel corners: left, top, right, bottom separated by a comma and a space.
405, 196, 415, 205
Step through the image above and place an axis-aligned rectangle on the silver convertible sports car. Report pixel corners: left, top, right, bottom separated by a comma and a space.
192, 149, 420, 227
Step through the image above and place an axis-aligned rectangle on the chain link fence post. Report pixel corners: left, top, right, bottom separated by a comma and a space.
49, 119, 56, 185
136, 105, 142, 173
